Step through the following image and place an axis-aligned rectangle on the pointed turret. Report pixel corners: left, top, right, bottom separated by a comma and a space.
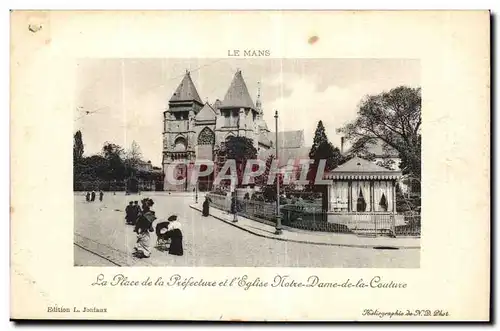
256, 81, 262, 113
220, 70, 256, 110
169, 70, 203, 105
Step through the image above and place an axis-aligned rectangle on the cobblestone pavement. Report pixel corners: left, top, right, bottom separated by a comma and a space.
74, 192, 420, 268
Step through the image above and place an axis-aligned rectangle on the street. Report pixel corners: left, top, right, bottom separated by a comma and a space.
74, 192, 419, 268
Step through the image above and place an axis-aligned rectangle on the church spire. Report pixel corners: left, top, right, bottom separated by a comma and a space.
169, 70, 203, 105
256, 81, 262, 113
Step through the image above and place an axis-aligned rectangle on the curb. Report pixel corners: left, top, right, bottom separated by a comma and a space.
189, 204, 420, 250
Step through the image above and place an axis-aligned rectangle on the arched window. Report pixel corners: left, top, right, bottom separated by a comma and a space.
174, 137, 187, 152
197, 127, 215, 145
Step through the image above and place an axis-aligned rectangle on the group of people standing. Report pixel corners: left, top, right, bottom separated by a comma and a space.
125, 201, 141, 225
126, 198, 184, 259
85, 190, 104, 202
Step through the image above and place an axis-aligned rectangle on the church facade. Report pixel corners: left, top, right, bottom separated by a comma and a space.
162, 69, 282, 191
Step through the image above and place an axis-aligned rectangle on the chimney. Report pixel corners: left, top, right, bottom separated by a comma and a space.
341, 137, 345, 154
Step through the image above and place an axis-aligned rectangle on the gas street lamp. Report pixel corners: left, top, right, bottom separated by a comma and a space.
274, 110, 283, 235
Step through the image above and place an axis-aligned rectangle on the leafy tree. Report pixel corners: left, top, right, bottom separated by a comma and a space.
308, 121, 345, 186
217, 136, 257, 188
101, 142, 126, 180
376, 158, 397, 170
102, 142, 124, 159
255, 154, 275, 187
73, 130, 84, 162
255, 154, 287, 202
338, 86, 421, 179
261, 173, 284, 202
73, 140, 163, 192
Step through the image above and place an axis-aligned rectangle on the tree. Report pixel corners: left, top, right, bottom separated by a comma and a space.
309, 120, 328, 159
376, 158, 397, 170
255, 154, 275, 187
218, 136, 257, 188
125, 140, 143, 169
73, 130, 84, 162
308, 121, 345, 186
101, 142, 126, 180
254, 154, 286, 202
337, 86, 421, 179
102, 142, 124, 159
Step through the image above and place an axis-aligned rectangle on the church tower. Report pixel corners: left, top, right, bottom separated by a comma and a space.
163, 71, 203, 191
214, 70, 260, 148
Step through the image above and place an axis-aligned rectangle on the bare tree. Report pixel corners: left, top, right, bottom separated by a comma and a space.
125, 140, 143, 169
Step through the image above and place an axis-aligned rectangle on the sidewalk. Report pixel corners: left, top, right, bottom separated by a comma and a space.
190, 203, 420, 249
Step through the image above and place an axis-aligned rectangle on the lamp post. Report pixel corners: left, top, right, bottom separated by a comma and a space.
274, 110, 283, 235
195, 180, 198, 203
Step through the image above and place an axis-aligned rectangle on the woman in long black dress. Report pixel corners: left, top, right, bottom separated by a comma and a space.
165, 215, 183, 256
230, 194, 238, 223
202, 196, 210, 217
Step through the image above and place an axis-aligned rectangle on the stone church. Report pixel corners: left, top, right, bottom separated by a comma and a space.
162, 69, 307, 191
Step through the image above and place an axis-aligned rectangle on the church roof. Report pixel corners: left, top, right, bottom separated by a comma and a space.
269, 130, 305, 149
258, 146, 310, 168
258, 132, 272, 147
220, 70, 256, 109
195, 103, 217, 122
325, 156, 402, 180
169, 71, 203, 104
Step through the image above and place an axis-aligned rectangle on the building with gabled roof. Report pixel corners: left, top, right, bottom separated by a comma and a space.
162, 69, 306, 191
321, 156, 404, 235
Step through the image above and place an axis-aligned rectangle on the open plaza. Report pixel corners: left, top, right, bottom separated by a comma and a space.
74, 192, 419, 268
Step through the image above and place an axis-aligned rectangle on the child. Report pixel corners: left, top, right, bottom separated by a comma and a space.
133, 199, 156, 258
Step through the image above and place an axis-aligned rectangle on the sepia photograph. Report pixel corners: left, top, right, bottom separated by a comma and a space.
73, 58, 421, 268
10, 10, 489, 321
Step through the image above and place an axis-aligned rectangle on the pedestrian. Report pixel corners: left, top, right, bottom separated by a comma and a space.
202, 196, 210, 217
165, 214, 183, 256
132, 201, 141, 225
99, 190, 104, 202
85, 192, 90, 202
91, 191, 96, 202
230, 193, 238, 223
133, 199, 156, 258
125, 201, 134, 224
141, 198, 152, 213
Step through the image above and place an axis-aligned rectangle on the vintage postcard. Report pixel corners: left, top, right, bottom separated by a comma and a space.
10, 11, 490, 321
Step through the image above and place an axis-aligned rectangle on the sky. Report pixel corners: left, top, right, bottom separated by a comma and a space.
74, 58, 420, 166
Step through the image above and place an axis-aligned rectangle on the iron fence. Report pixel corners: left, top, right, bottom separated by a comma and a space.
396, 213, 421, 237
206, 193, 421, 237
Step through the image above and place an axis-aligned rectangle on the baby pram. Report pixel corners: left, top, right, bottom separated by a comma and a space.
155, 221, 171, 250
